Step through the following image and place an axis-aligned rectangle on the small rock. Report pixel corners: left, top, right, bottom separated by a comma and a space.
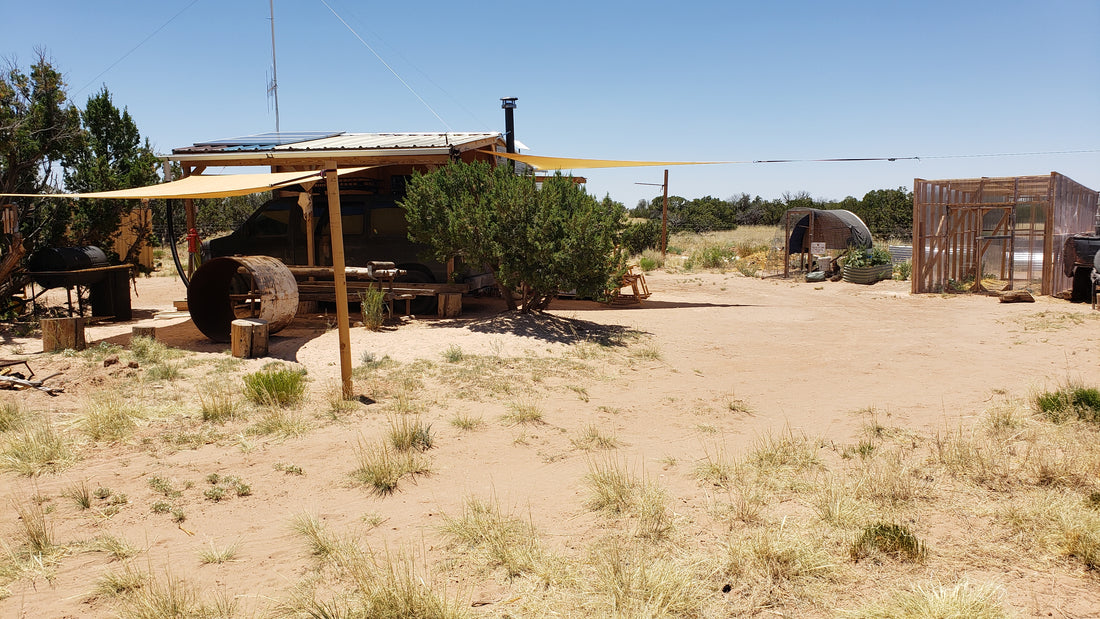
127, 361, 139, 369
103, 355, 119, 367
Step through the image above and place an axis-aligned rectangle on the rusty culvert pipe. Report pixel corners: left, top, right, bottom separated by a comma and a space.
187, 255, 298, 342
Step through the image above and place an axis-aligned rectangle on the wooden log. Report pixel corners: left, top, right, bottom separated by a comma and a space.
437, 293, 462, 318
131, 326, 156, 340
231, 318, 269, 358
41, 317, 86, 352
998, 290, 1035, 303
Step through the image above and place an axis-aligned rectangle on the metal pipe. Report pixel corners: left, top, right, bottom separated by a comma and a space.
501, 97, 517, 154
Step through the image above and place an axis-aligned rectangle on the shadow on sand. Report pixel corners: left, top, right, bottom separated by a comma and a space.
92, 317, 331, 364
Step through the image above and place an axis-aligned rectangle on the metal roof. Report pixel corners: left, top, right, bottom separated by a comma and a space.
173, 132, 502, 155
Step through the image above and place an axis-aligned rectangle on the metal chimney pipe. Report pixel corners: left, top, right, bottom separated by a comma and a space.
501, 97, 517, 154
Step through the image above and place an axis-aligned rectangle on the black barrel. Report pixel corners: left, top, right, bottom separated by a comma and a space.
28, 246, 110, 288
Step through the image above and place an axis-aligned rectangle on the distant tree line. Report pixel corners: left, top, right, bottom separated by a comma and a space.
628, 187, 914, 243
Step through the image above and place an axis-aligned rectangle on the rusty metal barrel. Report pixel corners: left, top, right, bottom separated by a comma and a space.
187, 255, 298, 342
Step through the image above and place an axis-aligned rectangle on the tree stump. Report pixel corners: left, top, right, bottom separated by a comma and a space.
41, 317, 86, 352
131, 326, 156, 340
437, 293, 462, 318
231, 318, 269, 358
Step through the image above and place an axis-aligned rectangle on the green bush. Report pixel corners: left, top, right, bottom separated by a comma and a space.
620, 219, 661, 256
243, 365, 306, 407
850, 522, 926, 561
893, 259, 912, 281
1035, 385, 1100, 424
685, 244, 734, 270
843, 246, 891, 268
359, 288, 386, 331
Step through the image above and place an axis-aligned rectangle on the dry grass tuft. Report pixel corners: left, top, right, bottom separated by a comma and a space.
387, 415, 434, 452
86, 534, 139, 561
248, 408, 310, 438
441, 496, 547, 579
721, 526, 836, 590
198, 379, 242, 423
587, 539, 704, 617
694, 442, 738, 488
449, 413, 484, 431
0, 400, 28, 433
849, 580, 1009, 619
585, 458, 638, 514
92, 562, 146, 599
77, 395, 147, 442
198, 539, 239, 565
571, 424, 621, 451
351, 437, 431, 496
0, 415, 77, 476
503, 401, 545, 425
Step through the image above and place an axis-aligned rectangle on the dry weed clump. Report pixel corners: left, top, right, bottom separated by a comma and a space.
77, 394, 148, 442
585, 539, 705, 617
0, 413, 77, 476
351, 436, 431, 496
440, 496, 550, 580
283, 519, 465, 619
848, 580, 1009, 619
112, 568, 236, 619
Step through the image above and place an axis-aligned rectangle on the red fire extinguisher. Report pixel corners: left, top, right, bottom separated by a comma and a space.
186, 228, 200, 254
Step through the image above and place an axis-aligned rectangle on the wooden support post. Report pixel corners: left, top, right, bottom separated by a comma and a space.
661, 169, 668, 258
131, 326, 156, 340
438, 293, 462, 318
231, 318, 269, 358
325, 162, 354, 398
41, 317, 86, 352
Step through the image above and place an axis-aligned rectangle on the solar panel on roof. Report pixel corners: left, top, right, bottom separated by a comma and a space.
192, 131, 343, 148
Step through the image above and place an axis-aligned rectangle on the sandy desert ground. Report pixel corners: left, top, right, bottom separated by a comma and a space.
0, 269, 1098, 618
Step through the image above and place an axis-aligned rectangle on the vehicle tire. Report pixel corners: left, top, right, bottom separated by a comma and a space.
395, 263, 438, 315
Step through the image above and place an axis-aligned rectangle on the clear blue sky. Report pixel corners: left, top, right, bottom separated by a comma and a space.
4, 0, 1098, 207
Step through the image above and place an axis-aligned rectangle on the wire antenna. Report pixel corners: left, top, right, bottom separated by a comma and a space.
318, 0, 451, 131
268, 0, 281, 133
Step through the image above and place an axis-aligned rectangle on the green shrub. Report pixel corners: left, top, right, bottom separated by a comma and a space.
1035, 385, 1100, 424
359, 287, 387, 331
685, 244, 734, 270
620, 219, 661, 256
243, 365, 306, 407
638, 256, 658, 272
843, 246, 891, 268
893, 259, 912, 281
850, 522, 926, 561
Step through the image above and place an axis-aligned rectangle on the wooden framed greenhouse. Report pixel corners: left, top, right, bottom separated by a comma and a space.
912, 172, 1098, 295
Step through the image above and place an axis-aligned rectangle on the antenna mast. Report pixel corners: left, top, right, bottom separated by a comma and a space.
268, 0, 281, 132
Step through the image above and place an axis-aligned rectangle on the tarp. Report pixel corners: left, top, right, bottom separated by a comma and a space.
0, 167, 372, 200
478, 150, 738, 170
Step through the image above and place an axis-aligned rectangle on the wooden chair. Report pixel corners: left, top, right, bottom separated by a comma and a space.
608, 267, 651, 305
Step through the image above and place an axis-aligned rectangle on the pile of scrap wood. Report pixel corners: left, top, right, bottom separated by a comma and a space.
0, 360, 62, 396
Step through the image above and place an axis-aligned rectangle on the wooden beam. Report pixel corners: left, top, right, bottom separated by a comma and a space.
325, 161, 354, 399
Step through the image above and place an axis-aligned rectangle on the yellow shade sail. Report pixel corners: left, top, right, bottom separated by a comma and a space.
479, 151, 740, 170
0, 167, 372, 200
